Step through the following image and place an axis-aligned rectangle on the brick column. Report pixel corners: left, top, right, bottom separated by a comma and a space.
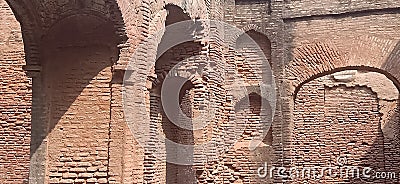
24, 65, 47, 184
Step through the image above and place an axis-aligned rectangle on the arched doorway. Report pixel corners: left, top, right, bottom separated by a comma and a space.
145, 4, 202, 183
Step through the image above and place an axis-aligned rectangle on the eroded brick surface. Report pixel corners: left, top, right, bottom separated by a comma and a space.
0, 1, 30, 183
292, 74, 399, 183
1, 0, 400, 183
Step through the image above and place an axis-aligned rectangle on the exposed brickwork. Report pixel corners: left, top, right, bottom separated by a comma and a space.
0, 0, 31, 183
223, 1, 281, 183
44, 46, 113, 184
1, 0, 400, 183
282, 9, 400, 183
292, 78, 389, 183
222, 93, 273, 183
284, 0, 400, 18
285, 12, 400, 92
38, 15, 119, 184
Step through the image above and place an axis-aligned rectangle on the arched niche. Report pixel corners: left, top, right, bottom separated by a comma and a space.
235, 29, 272, 86
39, 14, 121, 183
290, 69, 400, 183
145, 4, 203, 184
284, 41, 400, 183
0, 0, 30, 183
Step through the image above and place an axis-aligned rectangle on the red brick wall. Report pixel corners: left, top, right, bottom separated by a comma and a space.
235, 30, 271, 86
2, 0, 400, 183
283, 6, 400, 184
40, 15, 119, 184
0, 0, 31, 183
291, 73, 398, 183
144, 36, 204, 181
222, 93, 273, 183
44, 46, 113, 184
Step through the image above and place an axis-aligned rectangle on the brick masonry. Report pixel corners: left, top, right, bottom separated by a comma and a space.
0, 0, 399, 183
0, 1, 31, 183
291, 71, 399, 183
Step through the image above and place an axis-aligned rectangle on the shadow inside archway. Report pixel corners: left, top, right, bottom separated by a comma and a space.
29, 14, 122, 181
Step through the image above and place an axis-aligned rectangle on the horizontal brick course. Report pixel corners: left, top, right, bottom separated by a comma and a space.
1, 0, 400, 183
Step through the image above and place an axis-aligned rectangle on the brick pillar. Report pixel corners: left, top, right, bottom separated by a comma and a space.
26, 65, 47, 184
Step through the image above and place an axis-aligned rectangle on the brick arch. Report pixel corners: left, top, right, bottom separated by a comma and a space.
165, 3, 191, 17
235, 29, 272, 60
226, 24, 264, 46
230, 28, 275, 116
149, 68, 205, 92
138, 4, 205, 183
286, 40, 400, 97
232, 28, 274, 98
28, 0, 126, 30
241, 24, 262, 33
288, 69, 400, 182
4, 2, 130, 183
230, 28, 273, 64
155, 0, 209, 23
118, 0, 206, 70
125, 3, 199, 116
290, 68, 400, 141
46, 5, 128, 54
5, 0, 41, 66
290, 82, 388, 183
285, 41, 400, 164
235, 28, 270, 45
143, 4, 203, 89
146, 2, 198, 37
5, 0, 129, 67
142, 3, 197, 76
36, 10, 124, 183
43, 12, 124, 43
232, 87, 264, 108
0, 0, 32, 183
44, 10, 127, 43
286, 39, 400, 182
